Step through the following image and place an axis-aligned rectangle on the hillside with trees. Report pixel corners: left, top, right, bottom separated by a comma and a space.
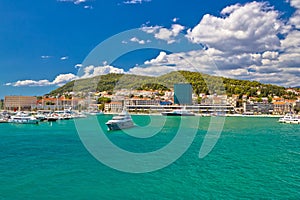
49, 71, 287, 99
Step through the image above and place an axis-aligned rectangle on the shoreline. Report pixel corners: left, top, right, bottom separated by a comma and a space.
0, 109, 284, 118
104, 112, 283, 118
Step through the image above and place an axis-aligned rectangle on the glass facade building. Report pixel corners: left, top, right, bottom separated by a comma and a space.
174, 84, 193, 105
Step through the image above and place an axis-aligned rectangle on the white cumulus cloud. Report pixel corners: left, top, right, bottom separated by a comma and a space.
187, 2, 283, 54
140, 25, 162, 34
60, 56, 69, 60
14, 80, 52, 87
128, 65, 177, 77
52, 73, 77, 86
128, 50, 217, 77
289, 0, 300, 28
141, 24, 185, 44
84, 5, 93, 9
130, 37, 148, 44
144, 52, 168, 65
81, 65, 125, 78
41, 55, 52, 59
74, 64, 83, 68
262, 51, 279, 60
172, 17, 179, 23
6, 73, 77, 87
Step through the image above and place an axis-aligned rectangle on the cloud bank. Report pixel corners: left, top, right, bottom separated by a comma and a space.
5, 64, 125, 87
131, 1, 300, 87
6, 73, 77, 87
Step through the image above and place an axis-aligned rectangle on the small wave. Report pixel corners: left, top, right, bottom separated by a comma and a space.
287, 150, 300, 155
274, 175, 300, 188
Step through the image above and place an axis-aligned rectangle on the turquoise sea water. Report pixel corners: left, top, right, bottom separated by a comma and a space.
0, 116, 299, 199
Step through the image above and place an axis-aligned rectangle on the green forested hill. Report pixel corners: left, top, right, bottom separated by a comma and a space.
49, 71, 286, 98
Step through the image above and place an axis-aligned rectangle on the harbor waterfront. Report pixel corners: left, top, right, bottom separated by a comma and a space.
0, 115, 299, 199
2, 0, 300, 199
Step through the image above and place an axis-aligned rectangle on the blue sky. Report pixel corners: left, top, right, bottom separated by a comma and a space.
1, 0, 299, 98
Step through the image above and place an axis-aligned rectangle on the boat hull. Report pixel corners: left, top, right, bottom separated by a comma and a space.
278, 115, 300, 124
9, 119, 39, 124
46, 117, 58, 122
0, 119, 8, 123
8, 112, 39, 124
106, 121, 134, 131
161, 112, 195, 116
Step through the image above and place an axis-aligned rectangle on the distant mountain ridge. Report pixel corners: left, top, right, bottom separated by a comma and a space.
49, 71, 286, 98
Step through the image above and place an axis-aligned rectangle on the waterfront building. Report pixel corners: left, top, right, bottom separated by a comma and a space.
4, 96, 37, 111
227, 95, 238, 107
35, 97, 83, 110
272, 97, 284, 103
127, 98, 161, 106
201, 95, 227, 105
273, 102, 292, 115
126, 104, 235, 114
174, 84, 193, 105
243, 102, 274, 114
105, 101, 123, 113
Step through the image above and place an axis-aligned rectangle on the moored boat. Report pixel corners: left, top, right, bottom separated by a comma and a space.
45, 113, 59, 122
105, 109, 134, 131
161, 107, 195, 116
8, 112, 39, 124
34, 113, 47, 121
71, 112, 87, 119
278, 114, 300, 124
53, 110, 73, 120
85, 110, 104, 116
0, 117, 8, 123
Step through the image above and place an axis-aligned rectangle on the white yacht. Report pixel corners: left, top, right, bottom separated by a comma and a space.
0, 112, 10, 123
85, 110, 104, 116
71, 111, 87, 119
45, 113, 59, 122
161, 107, 195, 116
9, 112, 39, 124
278, 114, 300, 124
105, 109, 134, 131
53, 110, 73, 120
34, 113, 47, 121
0, 117, 8, 123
